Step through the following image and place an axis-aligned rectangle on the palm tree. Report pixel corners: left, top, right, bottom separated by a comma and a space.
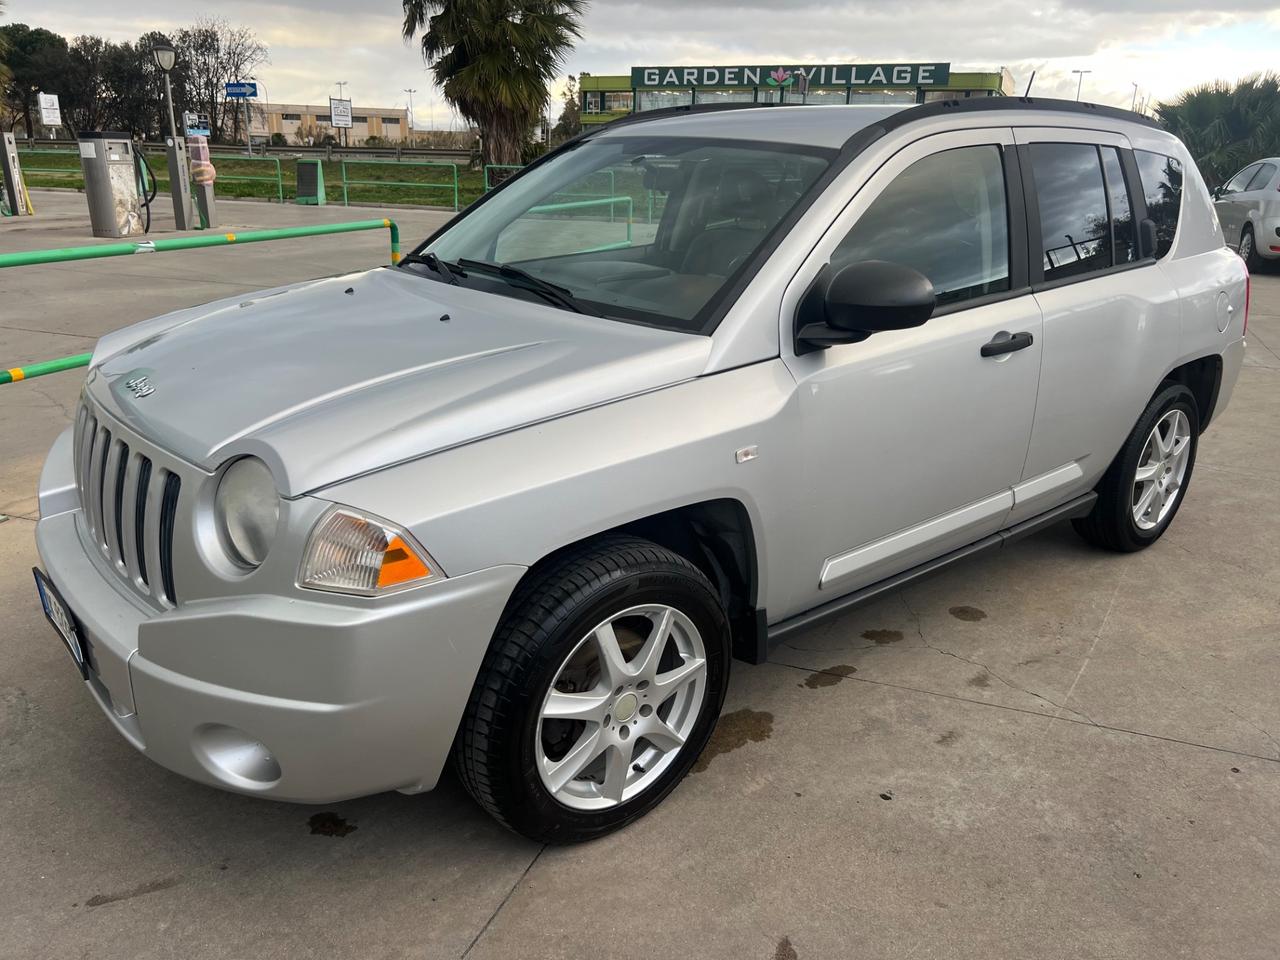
402, 0, 584, 166
1156, 74, 1280, 187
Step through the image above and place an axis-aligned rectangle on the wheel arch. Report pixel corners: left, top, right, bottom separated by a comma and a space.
507, 498, 767, 665
1159, 353, 1223, 433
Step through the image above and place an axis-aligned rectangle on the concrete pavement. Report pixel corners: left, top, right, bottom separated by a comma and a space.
2, 191, 1278, 959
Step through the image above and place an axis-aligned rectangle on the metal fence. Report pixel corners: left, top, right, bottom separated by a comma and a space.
209, 155, 285, 202
340, 159, 459, 210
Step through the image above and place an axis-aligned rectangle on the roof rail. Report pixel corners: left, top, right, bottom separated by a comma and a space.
584, 94, 1161, 138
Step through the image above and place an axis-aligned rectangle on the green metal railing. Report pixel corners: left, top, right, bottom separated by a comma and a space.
16, 148, 82, 178
210, 154, 285, 202
1, 219, 402, 385
483, 164, 523, 191
340, 159, 459, 210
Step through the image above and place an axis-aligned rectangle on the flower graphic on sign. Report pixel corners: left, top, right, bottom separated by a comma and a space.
765, 67, 794, 87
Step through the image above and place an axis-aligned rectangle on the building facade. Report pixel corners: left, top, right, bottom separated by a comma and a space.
249, 103, 411, 144
580, 63, 1014, 126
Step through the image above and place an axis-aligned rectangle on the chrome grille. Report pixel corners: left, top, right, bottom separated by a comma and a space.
73, 400, 182, 607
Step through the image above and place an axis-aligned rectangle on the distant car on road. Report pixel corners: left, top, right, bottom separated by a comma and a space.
35, 97, 1248, 842
1214, 157, 1280, 270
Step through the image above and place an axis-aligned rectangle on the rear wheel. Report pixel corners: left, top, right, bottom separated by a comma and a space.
453, 536, 729, 842
1073, 383, 1199, 552
1240, 225, 1264, 272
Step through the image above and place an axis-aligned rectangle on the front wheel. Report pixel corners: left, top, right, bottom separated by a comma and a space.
453, 536, 730, 842
1073, 383, 1199, 552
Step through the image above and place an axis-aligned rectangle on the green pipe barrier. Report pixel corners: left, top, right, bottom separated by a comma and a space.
528, 195, 634, 245
0, 218, 401, 270
341, 159, 459, 210
1, 220, 402, 384
2, 352, 93, 385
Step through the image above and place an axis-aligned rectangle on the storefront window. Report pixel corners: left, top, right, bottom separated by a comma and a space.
638, 89, 693, 112
849, 89, 917, 105
693, 89, 756, 106
790, 88, 848, 105
584, 92, 602, 113
603, 92, 634, 112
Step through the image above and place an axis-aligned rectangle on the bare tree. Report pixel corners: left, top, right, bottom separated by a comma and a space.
175, 18, 267, 143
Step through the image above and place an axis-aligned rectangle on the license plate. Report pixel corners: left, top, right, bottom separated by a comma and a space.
33, 568, 87, 679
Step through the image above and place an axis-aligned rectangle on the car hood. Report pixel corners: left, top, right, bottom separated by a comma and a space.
87, 268, 711, 495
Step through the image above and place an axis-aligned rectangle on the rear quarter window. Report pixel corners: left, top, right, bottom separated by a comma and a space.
1134, 151, 1184, 259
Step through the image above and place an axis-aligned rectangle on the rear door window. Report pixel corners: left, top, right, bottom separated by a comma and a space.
1246, 162, 1277, 191
831, 144, 1010, 306
1134, 151, 1184, 259
1223, 163, 1261, 194
1028, 143, 1111, 281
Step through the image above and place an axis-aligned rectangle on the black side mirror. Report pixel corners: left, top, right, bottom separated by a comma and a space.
1138, 218, 1159, 260
1212, 185, 1223, 200
796, 260, 936, 354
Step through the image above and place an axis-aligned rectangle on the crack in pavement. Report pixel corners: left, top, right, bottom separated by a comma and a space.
897, 592, 1097, 724
459, 844, 545, 959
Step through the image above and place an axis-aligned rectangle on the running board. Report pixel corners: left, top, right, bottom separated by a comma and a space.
766, 492, 1096, 647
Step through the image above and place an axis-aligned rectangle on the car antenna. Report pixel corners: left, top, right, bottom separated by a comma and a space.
1024, 71, 1036, 97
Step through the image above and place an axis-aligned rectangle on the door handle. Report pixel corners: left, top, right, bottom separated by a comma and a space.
981, 330, 1034, 358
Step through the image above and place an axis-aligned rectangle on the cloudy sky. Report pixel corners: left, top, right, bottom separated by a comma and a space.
10, 0, 1280, 127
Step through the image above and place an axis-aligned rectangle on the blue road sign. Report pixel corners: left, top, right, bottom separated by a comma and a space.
224, 82, 258, 99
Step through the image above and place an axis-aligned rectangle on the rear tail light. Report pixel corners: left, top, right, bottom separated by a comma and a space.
1243, 271, 1250, 336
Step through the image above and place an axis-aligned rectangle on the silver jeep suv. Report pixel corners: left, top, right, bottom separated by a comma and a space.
35, 98, 1248, 842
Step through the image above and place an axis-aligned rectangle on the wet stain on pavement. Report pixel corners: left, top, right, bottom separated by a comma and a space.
692, 708, 773, 773
801, 664, 858, 688
774, 936, 798, 960
936, 729, 961, 746
862, 629, 903, 645
85, 876, 182, 908
967, 671, 992, 689
308, 812, 358, 837
949, 605, 987, 622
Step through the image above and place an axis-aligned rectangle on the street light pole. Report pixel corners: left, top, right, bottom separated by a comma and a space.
150, 42, 194, 231
403, 88, 417, 144
1130, 82, 1139, 112
1071, 69, 1092, 102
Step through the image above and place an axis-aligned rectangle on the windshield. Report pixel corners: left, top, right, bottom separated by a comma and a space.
414, 136, 833, 334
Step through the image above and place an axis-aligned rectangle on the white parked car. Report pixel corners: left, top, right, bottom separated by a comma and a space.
1213, 157, 1280, 269
35, 97, 1248, 842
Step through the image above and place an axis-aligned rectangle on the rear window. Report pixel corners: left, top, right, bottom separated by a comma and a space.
1135, 151, 1184, 259
1028, 142, 1111, 282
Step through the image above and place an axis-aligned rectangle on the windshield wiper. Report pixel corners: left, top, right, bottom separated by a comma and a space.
399, 251, 460, 284
455, 258, 599, 316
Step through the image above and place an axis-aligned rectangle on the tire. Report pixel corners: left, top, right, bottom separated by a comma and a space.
1240, 225, 1264, 273
453, 535, 730, 843
1073, 383, 1199, 552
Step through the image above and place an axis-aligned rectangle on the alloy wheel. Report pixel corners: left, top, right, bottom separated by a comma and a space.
536, 604, 707, 811
1131, 408, 1192, 530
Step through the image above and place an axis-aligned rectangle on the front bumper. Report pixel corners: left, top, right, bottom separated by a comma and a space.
36, 428, 525, 803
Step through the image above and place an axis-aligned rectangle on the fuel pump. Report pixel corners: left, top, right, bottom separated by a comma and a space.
78, 132, 146, 238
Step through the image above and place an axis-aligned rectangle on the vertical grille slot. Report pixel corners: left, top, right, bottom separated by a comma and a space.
159, 472, 181, 604
111, 442, 129, 561
93, 427, 112, 550
134, 457, 152, 586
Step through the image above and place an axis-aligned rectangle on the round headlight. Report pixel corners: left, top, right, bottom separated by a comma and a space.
215, 457, 279, 568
